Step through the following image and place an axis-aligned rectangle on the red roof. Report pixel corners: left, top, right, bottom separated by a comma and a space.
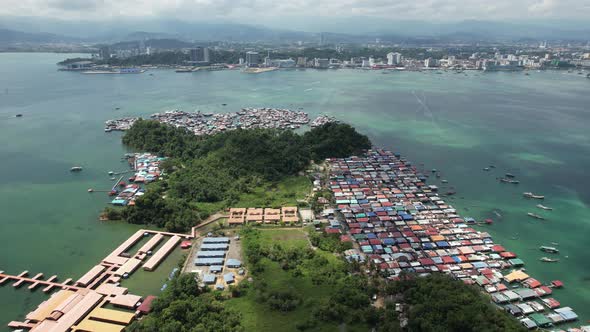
180, 241, 192, 249
551, 280, 564, 288
340, 235, 352, 242
137, 295, 157, 314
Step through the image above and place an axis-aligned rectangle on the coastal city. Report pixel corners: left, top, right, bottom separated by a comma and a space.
57, 41, 590, 74
2, 2, 590, 332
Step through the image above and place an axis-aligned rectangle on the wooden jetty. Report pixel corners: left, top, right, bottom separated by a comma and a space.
0, 271, 80, 292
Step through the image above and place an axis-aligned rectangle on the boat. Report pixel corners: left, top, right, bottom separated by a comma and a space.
499, 178, 519, 184
540, 257, 559, 263
523, 192, 544, 199
527, 212, 545, 220
505, 173, 515, 178
87, 188, 94, 193
70, 166, 83, 172
15, 114, 22, 118
537, 204, 553, 210
483, 167, 490, 171
540, 246, 559, 254
441, 180, 448, 184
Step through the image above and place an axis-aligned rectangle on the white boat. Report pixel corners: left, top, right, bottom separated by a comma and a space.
527, 212, 545, 220
70, 166, 83, 172
523, 192, 544, 199
536, 204, 553, 210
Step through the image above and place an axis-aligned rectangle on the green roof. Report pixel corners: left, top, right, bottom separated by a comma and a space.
529, 313, 551, 326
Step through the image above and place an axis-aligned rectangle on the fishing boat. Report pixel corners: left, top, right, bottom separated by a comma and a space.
537, 204, 553, 210
527, 212, 545, 220
540, 246, 559, 254
523, 192, 544, 199
70, 166, 83, 172
540, 257, 559, 263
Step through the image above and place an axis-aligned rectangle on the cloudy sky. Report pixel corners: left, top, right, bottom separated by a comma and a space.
1, 0, 589, 22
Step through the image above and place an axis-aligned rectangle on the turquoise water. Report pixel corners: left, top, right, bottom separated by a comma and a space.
1, 53, 589, 329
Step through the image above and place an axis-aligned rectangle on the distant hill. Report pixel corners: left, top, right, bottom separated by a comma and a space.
109, 38, 195, 50
0, 28, 77, 46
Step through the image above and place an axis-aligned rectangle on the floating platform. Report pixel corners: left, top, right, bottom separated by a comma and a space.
143, 235, 181, 271
0, 271, 80, 292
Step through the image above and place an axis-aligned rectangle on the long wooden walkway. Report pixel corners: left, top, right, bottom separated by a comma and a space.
0, 271, 80, 292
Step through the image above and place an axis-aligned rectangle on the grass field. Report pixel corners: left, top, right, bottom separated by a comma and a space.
234, 176, 311, 208
194, 176, 311, 221
225, 228, 368, 332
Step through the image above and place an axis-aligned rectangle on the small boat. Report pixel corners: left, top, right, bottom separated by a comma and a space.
540, 257, 559, 263
527, 212, 545, 220
505, 173, 515, 178
222, 103, 227, 106
499, 178, 519, 184
87, 188, 94, 193
489, 165, 496, 168
431, 169, 437, 173
484, 218, 493, 224
108, 171, 114, 175
15, 114, 23, 118
104, 128, 112, 132
115, 107, 120, 110
537, 204, 553, 210
540, 246, 559, 254
441, 180, 448, 183
110, 177, 116, 180
483, 167, 490, 171
70, 166, 83, 172
523, 192, 544, 199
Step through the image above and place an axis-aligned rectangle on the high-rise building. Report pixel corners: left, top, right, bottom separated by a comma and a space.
387, 52, 402, 66
245, 51, 260, 67
424, 58, 437, 68
314, 58, 329, 69
98, 46, 111, 60
190, 47, 210, 64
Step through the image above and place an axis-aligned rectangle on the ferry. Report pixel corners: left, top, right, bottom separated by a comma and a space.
527, 212, 545, 220
537, 204, 553, 210
70, 166, 83, 172
540, 246, 559, 254
523, 192, 544, 199
540, 257, 559, 263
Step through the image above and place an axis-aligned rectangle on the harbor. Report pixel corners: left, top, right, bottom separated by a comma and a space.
105, 108, 338, 136
326, 149, 583, 330
2, 53, 590, 327
1, 228, 192, 331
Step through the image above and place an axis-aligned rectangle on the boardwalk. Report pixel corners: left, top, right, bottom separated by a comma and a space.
0, 271, 81, 292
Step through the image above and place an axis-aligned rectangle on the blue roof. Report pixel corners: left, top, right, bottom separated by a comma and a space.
436, 241, 450, 248
201, 243, 229, 250
203, 237, 230, 243
226, 259, 242, 267
203, 274, 216, 283
209, 265, 223, 272
197, 251, 226, 258
195, 257, 225, 266
223, 273, 235, 283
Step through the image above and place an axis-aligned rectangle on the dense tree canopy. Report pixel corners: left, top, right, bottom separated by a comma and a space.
127, 273, 243, 332
116, 120, 371, 231
380, 274, 526, 332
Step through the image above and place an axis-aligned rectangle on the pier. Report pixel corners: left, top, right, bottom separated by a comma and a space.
2, 228, 195, 331
0, 271, 81, 292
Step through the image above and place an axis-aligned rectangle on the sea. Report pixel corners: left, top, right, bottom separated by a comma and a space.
0, 53, 589, 329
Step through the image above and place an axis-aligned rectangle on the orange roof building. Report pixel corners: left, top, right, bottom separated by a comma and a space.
246, 208, 264, 223
264, 208, 281, 223
282, 207, 299, 223
228, 208, 246, 224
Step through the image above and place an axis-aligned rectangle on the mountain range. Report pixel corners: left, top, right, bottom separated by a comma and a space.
1, 17, 589, 47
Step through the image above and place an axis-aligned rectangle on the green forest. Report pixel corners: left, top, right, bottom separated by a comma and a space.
130, 227, 525, 332
108, 120, 371, 231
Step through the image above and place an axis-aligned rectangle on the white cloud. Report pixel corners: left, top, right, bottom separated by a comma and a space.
0, 0, 589, 20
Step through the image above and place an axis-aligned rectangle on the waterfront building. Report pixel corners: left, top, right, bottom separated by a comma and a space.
245, 51, 260, 67
314, 58, 330, 69
424, 57, 438, 68
238, 58, 244, 65
296, 57, 307, 67
387, 52, 402, 65
190, 47, 210, 64
98, 46, 111, 60
369, 57, 375, 67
